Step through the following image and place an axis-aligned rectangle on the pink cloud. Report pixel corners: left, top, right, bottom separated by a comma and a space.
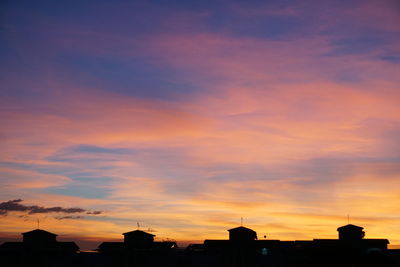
0, 167, 71, 189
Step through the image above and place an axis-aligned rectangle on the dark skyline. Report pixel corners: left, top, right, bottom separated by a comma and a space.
1, 222, 398, 266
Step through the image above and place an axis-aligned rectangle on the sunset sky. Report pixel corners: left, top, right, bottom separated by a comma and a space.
1, 0, 400, 250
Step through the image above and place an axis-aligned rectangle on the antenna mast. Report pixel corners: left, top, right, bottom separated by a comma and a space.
241, 217, 243, 226
37, 219, 40, 229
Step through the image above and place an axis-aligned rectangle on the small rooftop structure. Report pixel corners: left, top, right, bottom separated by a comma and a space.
228, 226, 257, 242
22, 229, 57, 243
337, 224, 365, 241
122, 230, 155, 247
98, 230, 176, 252
0, 229, 79, 254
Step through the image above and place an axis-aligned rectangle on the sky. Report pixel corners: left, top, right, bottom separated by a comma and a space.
1, 0, 400, 250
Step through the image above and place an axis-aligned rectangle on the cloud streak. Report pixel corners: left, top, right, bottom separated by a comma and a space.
0, 199, 102, 216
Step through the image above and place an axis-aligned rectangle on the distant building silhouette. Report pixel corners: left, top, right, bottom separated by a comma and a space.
337, 223, 365, 240
201, 225, 288, 267
123, 230, 155, 248
228, 226, 257, 242
99, 229, 176, 251
0, 228, 79, 267
22, 229, 58, 243
194, 223, 393, 267
98, 229, 178, 266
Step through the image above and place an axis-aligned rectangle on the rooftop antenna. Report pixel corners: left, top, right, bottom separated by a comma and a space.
241, 217, 243, 226
137, 222, 140, 230
37, 218, 40, 229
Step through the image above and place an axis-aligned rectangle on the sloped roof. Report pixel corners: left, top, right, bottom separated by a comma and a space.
122, 230, 155, 237
228, 226, 256, 233
22, 229, 57, 236
337, 224, 364, 231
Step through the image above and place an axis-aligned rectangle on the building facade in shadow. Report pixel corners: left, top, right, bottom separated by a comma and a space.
0, 229, 79, 267
97, 229, 177, 267
183, 224, 394, 267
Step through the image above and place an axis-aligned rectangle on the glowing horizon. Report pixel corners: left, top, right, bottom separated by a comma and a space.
1, 0, 399, 250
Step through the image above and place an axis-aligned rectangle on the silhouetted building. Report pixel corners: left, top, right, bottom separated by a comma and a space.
337, 223, 365, 241
200, 226, 287, 267
0, 229, 79, 267
123, 230, 155, 248
292, 224, 390, 267
228, 226, 257, 242
196, 224, 395, 267
99, 229, 177, 252
98, 229, 178, 266
22, 229, 58, 243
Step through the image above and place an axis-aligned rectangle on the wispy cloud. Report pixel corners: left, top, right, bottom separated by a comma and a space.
55, 215, 84, 220
0, 199, 102, 216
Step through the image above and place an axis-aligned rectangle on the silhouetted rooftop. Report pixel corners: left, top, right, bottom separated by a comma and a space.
21, 229, 58, 243
122, 230, 155, 237
228, 226, 258, 241
228, 226, 256, 233
22, 229, 57, 237
337, 224, 364, 231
